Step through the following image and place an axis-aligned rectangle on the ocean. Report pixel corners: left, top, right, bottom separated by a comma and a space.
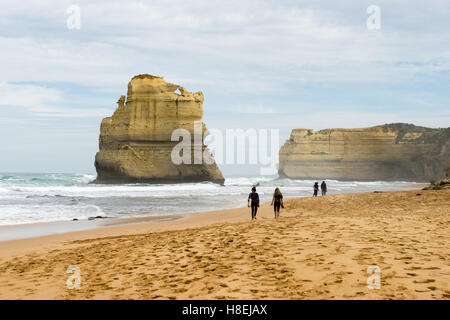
0, 173, 423, 226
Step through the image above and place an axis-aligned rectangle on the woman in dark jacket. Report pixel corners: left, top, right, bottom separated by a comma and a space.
313, 182, 319, 197
248, 186, 259, 220
271, 187, 284, 219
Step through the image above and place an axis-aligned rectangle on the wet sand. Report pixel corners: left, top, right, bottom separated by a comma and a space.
0, 214, 185, 242
0, 189, 449, 300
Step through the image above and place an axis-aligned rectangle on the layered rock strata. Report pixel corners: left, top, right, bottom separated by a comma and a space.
279, 124, 450, 182
92, 74, 224, 184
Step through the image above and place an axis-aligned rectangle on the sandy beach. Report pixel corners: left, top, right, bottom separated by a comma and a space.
0, 189, 449, 300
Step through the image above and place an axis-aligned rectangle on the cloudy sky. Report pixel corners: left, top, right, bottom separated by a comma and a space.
0, 0, 449, 174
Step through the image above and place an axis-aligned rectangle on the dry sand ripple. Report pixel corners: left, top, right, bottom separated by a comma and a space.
0, 189, 449, 299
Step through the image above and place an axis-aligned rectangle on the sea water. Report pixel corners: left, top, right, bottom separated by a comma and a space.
0, 173, 422, 226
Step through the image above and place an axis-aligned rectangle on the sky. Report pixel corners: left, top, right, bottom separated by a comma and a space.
0, 0, 449, 175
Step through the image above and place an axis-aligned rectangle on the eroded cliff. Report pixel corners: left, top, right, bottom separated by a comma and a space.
423, 167, 450, 190
93, 74, 224, 184
279, 124, 450, 182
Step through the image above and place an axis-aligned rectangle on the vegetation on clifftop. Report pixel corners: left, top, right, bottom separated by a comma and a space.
382, 123, 449, 144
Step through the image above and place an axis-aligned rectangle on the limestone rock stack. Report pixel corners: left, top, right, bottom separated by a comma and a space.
92, 74, 224, 184
279, 124, 450, 182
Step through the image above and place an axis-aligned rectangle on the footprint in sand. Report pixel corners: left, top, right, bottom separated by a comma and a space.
413, 279, 436, 284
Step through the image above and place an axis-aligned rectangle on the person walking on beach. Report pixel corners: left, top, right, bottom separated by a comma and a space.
321, 181, 327, 196
270, 187, 284, 219
313, 182, 319, 197
248, 186, 260, 220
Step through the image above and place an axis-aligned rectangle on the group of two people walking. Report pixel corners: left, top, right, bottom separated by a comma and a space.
247, 180, 328, 220
248, 186, 283, 220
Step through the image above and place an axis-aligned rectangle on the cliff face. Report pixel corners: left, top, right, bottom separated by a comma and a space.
279, 124, 450, 182
423, 167, 450, 190
93, 74, 224, 184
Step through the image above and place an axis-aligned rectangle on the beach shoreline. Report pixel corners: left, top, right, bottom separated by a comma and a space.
0, 182, 425, 242
0, 200, 278, 259
0, 213, 188, 242
0, 188, 449, 300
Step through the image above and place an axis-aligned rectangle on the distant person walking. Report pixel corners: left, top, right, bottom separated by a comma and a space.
248, 186, 260, 220
270, 187, 284, 219
321, 181, 327, 196
313, 182, 319, 197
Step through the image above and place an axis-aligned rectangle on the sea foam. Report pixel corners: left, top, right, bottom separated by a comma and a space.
0, 173, 421, 226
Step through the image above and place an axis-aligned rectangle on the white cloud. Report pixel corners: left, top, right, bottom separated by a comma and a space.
0, 0, 448, 92
0, 82, 111, 117
0, 82, 63, 113
0, 0, 448, 172
288, 111, 450, 130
